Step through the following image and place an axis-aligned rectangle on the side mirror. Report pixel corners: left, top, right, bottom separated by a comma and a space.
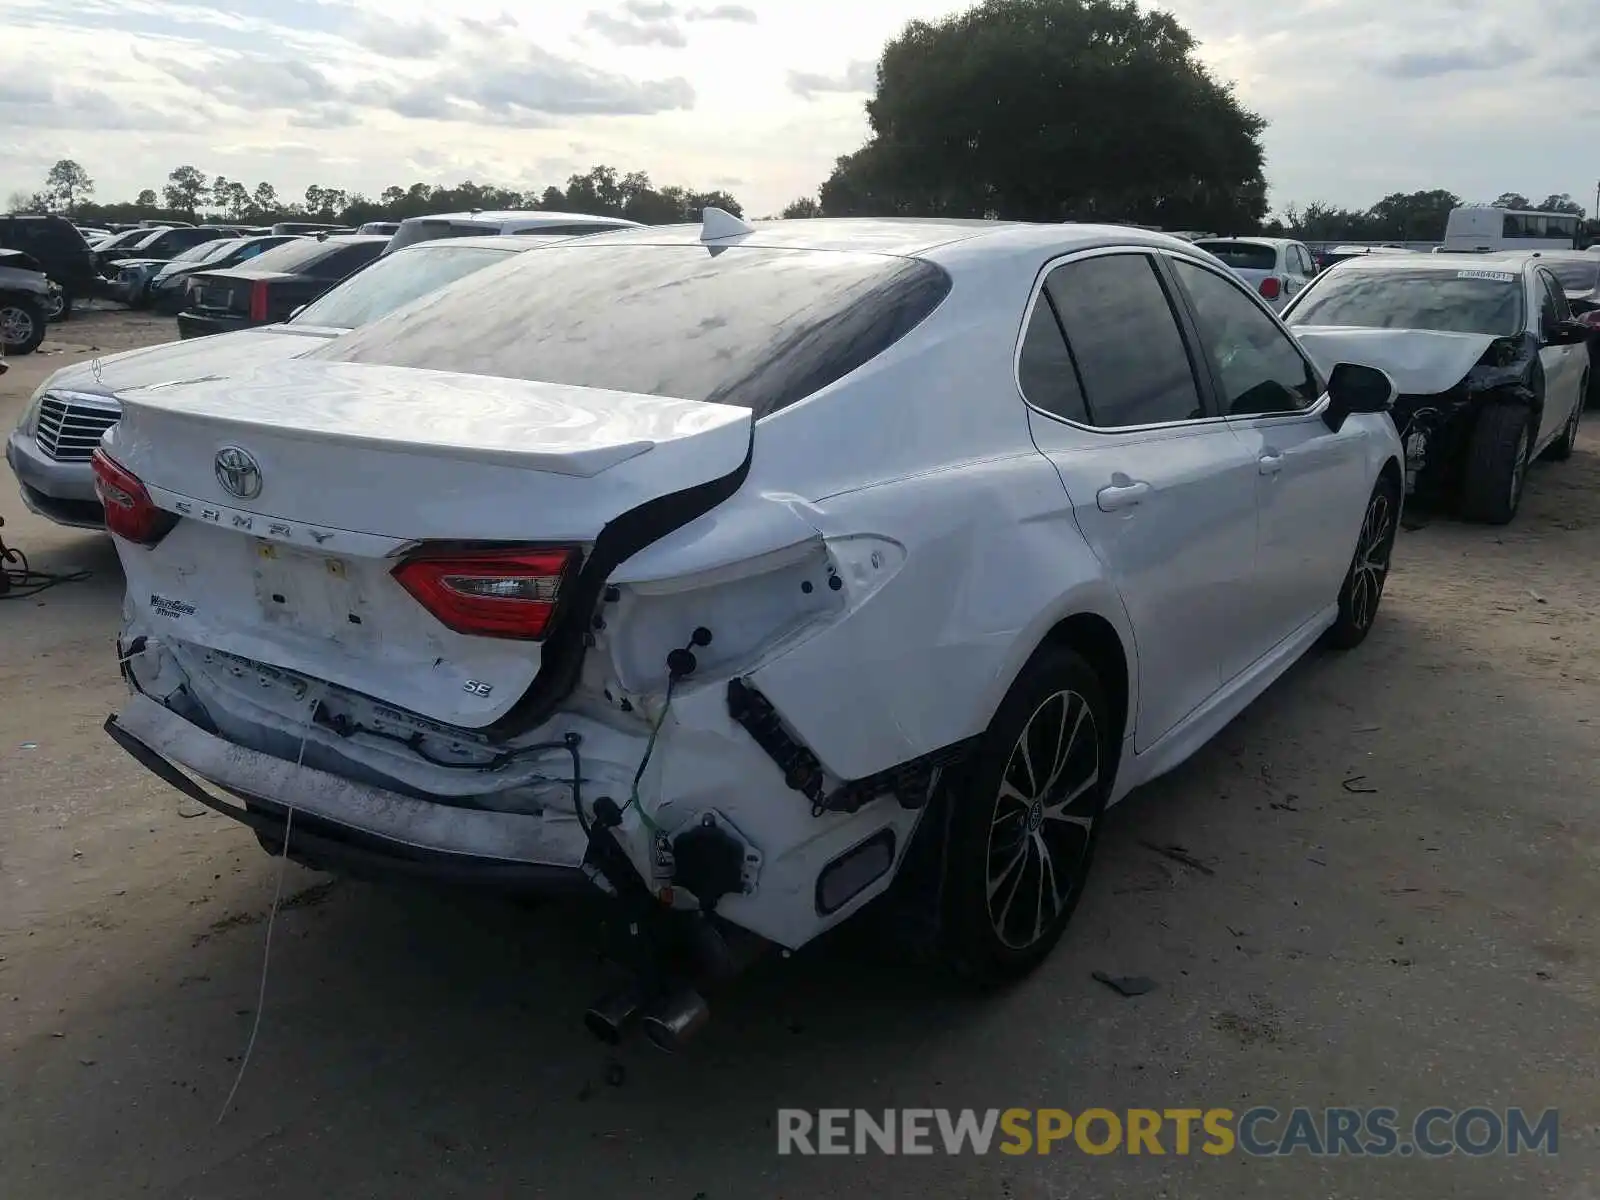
1323, 362, 1396, 432
1545, 319, 1590, 346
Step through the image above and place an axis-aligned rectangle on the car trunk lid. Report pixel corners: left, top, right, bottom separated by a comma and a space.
105, 359, 752, 728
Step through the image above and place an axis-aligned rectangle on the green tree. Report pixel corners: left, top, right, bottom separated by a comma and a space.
1365, 189, 1461, 240
818, 0, 1267, 229
251, 182, 280, 218
134, 189, 159, 208
1536, 193, 1585, 218
1492, 192, 1531, 210
781, 196, 822, 218
43, 159, 95, 213
163, 165, 209, 218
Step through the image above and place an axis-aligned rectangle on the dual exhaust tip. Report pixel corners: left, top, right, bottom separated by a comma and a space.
584, 984, 710, 1053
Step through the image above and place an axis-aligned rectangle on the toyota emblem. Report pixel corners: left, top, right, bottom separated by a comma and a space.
214, 446, 262, 500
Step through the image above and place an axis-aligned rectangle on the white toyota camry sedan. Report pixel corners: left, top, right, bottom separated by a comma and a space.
97, 214, 1403, 1045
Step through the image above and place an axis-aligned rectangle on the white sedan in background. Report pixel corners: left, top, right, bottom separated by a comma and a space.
1192, 237, 1320, 311
98, 215, 1403, 1046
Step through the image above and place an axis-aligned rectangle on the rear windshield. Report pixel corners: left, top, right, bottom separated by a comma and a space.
1548, 260, 1600, 293
172, 238, 236, 265
386, 220, 494, 253
314, 243, 953, 417
1288, 268, 1524, 337
291, 244, 520, 329
1194, 241, 1278, 271
230, 238, 340, 274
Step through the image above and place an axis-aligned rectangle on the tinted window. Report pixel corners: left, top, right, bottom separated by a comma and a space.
1288, 268, 1524, 337
316, 244, 952, 417
308, 241, 384, 278
1017, 298, 1089, 423
1548, 260, 1600, 293
1172, 259, 1320, 416
387, 220, 486, 252
1043, 254, 1204, 428
172, 239, 233, 265
233, 239, 338, 274
1194, 241, 1278, 272
293, 245, 518, 329
1538, 271, 1568, 330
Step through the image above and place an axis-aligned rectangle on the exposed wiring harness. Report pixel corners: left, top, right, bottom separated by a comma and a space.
0, 517, 92, 600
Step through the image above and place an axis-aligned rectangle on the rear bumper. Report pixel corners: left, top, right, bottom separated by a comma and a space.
176, 310, 255, 339
105, 707, 593, 892
6, 429, 103, 528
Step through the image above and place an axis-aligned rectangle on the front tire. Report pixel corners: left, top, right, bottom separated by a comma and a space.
939, 645, 1111, 985
1324, 474, 1399, 650
0, 297, 46, 355
1459, 403, 1533, 525
44, 288, 71, 322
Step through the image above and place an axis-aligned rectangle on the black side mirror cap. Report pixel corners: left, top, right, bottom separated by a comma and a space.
1323, 362, 1397, 432
1546, 320, 1590, 347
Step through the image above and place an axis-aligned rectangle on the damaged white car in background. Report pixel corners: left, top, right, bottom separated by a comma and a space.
1285, 253, 1590, 525
99, 214, 1404, 1049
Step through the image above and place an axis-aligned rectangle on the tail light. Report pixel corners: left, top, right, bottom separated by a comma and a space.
249, 280, 269, 321
1258, 276, 1282, 300
392, 546, 579, 640
92, 449, 176, 546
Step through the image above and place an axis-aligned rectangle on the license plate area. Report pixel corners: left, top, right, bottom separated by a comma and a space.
252, 541, 376, 645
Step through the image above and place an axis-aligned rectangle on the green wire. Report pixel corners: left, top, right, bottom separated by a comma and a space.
625, 676, 675, 833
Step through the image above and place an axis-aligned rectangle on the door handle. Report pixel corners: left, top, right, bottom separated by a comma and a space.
1096, 480, 1151, 511
1258, 452, 1285, 475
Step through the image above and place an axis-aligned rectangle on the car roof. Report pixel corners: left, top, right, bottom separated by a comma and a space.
1192, 236, 1293, 247
388, 233, 576, 252
1329, 252, 1531, 275
554, 217, 1215, 266
399, 210, 637, 226
308, 234, 391, 246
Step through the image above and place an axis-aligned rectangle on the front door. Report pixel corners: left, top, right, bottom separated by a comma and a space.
1164, 255, 1375, 674
1018, 250, 1260, 752
1535, 268, 1584, 449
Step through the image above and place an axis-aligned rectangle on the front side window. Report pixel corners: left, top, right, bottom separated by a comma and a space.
1538, 270, 1568, 331
1287, 268, 1524, 337
1172, 259, 1321, 416
1043, 254, 1204, 428
292, 245, 519, 329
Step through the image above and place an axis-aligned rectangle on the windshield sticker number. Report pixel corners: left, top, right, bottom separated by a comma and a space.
1457, 270, 1515, 283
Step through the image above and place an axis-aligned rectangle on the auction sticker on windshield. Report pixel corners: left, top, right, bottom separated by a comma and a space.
1456, 271, 1516, 283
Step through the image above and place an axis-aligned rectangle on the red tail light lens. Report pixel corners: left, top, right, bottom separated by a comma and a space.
392, 547, 579, 640
1258, 276, 1282, 300
249, 280, 269, 321
92, 449, 176, 546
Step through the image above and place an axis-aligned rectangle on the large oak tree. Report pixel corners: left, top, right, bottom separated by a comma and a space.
819, 0, 1268, 230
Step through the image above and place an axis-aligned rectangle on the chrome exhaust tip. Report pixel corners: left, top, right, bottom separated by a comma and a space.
583, 985, 645, 1046
639, 986, 710, 1053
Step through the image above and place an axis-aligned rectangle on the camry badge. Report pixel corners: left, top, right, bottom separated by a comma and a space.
214, 446, 262, 500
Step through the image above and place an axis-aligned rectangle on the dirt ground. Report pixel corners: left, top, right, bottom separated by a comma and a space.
2, 309, 1598, 1199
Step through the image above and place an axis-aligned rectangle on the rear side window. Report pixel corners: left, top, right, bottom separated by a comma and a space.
307, 241, 384, 278
1194, 241, 1279, 272
316, 244, 953, 418
1017, 298, 1089, 423
1043, 254, 1205, 428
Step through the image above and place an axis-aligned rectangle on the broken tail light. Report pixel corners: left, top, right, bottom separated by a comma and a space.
392, 546, 579, 640
91, 449, 177, 547
1258, 276, 1282, 301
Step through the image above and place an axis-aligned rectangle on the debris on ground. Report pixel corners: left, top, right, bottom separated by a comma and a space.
1093, 972, 1157, 997
1138, 841, 1215, 875
1341, 775, 1379, 794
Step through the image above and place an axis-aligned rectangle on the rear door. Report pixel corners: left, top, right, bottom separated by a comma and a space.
1165, 254, 1372, 675
1021, 249, 1260, 751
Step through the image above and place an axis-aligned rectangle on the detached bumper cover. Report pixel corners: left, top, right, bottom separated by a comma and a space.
106, 692, 593, 886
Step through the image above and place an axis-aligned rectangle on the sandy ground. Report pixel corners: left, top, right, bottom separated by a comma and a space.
2, 309, 1599, 1198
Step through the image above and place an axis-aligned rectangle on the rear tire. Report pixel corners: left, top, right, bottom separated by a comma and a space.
1459, 403, 1533, 525
938, 645, 1111, 986
1324, 474, 1399, 650
0, 296, 46, 355
1543, 384, 1584, 462
45, 288, 71, 322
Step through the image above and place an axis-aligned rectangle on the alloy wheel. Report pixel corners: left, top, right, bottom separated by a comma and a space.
44, 291, 65, 320
1348, 488, 1396, 631
985, 688, 1100, 950
0, 305, 34, 347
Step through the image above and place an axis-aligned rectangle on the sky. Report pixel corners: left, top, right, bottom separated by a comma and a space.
1, 0, 1597, 220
